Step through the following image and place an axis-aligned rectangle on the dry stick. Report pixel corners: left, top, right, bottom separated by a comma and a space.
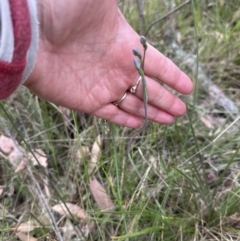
144, 0, 190, 37
136, 0, 145, 35
26, 165, 64, 241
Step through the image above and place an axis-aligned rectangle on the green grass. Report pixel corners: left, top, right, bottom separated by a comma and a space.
1, 0, 240, 240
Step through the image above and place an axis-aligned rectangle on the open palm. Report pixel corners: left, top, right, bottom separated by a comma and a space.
25, 0, 193, 128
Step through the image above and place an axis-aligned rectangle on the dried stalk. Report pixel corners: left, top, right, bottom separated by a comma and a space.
136, 0, 145, 35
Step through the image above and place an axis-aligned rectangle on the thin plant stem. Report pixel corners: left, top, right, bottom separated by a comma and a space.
136, 0, 145, 35
127, 39, 162, 209
190, 0, 199, 105
144, 0, 191, 37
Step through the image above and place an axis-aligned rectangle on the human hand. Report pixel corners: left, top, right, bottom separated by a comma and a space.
24, 0, 193, 128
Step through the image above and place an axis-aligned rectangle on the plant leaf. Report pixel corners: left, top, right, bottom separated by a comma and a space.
51, 203, 88, 220
16, 232, 37, 241
0, 135, 18, 154
90, 178, 114, 210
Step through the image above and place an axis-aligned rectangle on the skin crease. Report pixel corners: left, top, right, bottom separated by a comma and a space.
24, 0, 193, 128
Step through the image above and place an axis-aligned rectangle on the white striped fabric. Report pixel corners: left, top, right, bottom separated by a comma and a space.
0, 0, 14, 62
22, 0, 39, 83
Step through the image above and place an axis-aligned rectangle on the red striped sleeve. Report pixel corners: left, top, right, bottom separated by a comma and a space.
0, 0, 31, 99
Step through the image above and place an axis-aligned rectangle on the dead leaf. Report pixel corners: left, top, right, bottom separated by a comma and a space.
90, 178, 114, 210
8, 148, 23, 167
225, 212, 240, 229
43, 178, 51, 198
61, 219, 77, 241
215, 31, 224, 43
61, 219, 93, 241
89, 135, 101, 174
59, 106, 71, 117
0, 135, 18, 154
207, 172, 217, 185
149, 155, 157, 169
27, 149, 47, 167
51, 203, 88, 220
232, 7, 240, 22
15, 160, 26, 173
16, 232, 37, 241
219, 0, 224, 6
15, 220, 37, 232
0, 186, 3, 197
76, 146, 90, 161
200, 116, 214, 129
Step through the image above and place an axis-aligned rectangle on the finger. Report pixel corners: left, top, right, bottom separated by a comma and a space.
144, 43, 193, 95
133, 76, 187, 116
93, 104, 143, 128
117, 92, 175, 124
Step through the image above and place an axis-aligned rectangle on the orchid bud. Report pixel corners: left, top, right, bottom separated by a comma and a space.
140, 36, 147, 49
132, 47, 142, 60
133, 57, 141, 70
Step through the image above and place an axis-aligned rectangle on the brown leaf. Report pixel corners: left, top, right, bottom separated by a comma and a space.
28, 149, 47, 167
232, 8, 240, 22
225, 212, 240, 229
16, 232, 37, 241
8, 148, 23, 168
200, 116, 214, 129
90, 178, 114, 210
76, 146, 90, 161
0, 186, 3, 197
59, 106, 71, 117
0, 135, 18, 154
61, 219, 77, 241
51, 203, 88, 220
15, 160, 26, 173
89, 135, 101, 174
206, 172, 217, 185
43, 178, 51, 198
15, 220, 37, 232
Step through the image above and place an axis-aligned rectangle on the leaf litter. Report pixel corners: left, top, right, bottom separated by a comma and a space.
0, 133, 115, 240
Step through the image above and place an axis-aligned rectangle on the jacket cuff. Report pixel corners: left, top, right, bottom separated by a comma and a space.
22, 0, 39, 83
0, 0, 38, 99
